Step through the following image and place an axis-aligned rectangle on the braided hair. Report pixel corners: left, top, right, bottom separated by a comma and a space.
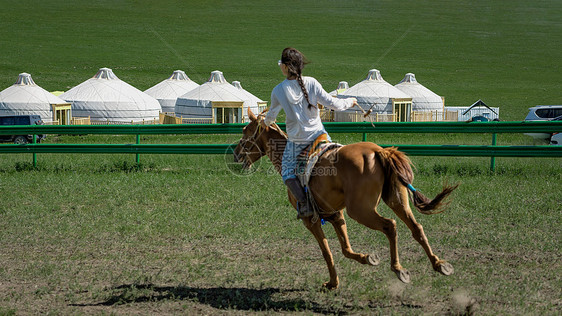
281, 47, 316, 109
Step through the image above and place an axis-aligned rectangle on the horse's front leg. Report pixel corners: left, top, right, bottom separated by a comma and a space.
328, 211, 380, 266
302, 216, 339, 290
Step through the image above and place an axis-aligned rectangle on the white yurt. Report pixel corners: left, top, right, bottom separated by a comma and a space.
338, 69, 411, 113
232, 81, 267, 113
144, 70, 199, 113
394, 73, 443, 111
337, 69, 412, 121
60, 68, 161, 122
175, 71, 261, 123
0, 73, 68, 121
329, 81, 349, 96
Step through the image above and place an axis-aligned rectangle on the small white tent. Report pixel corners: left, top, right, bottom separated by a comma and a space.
338, 69, 411, 114
337, 69, 413, 121
60, 68, 161, 122
394, 73, 443, 111
0, 73, 67, 121
144, 70, 199, 113
232, 81, 267, 113
329, 81, 349, 96
175, 71, 261, 123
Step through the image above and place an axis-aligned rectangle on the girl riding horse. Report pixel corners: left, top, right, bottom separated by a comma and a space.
263, 47, 358, 218
234, 48, 458, 287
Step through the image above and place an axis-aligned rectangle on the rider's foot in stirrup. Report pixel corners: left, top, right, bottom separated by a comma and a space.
297, 202, 314, 219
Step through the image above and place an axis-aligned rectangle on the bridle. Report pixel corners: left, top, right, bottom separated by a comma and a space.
237, 114, 287, 164
237, 114, 268, 161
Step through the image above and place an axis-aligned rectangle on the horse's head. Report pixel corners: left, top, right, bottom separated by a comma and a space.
233, 108, 270, 170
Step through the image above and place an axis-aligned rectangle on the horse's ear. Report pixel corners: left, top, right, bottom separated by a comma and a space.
248, 108, 257, 122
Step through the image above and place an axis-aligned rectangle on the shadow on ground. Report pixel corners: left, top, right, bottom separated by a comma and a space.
72, 283, 343, 313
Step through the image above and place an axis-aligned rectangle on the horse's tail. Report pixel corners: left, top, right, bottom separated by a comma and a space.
377, 147, 458, 215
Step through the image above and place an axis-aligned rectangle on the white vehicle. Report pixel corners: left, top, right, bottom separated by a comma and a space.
524, 105, 562, 141
550, 132, 561, 145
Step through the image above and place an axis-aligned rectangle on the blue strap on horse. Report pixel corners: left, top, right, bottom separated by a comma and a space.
304, 185, 325, 225
407, 183, 417, 192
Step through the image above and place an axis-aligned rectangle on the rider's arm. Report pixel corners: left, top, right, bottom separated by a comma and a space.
264, 88, 282, 126
311, 78, 356, 111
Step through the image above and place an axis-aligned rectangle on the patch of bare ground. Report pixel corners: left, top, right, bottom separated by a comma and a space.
1, 230, 560, 314
0, 236, 438, 314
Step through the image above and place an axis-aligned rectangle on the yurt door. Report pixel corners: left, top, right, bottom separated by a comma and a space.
52, 104, 72, 125
212, 101, 244, 124
393, 100, 412, 122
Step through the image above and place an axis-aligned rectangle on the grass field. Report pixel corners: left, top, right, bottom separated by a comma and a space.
1, 0, 561, 315
0, 146, 560, 315
1, 0, 561, 120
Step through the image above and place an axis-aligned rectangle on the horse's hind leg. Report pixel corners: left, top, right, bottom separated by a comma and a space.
328, 211, 380, 266
385, 186, 454, 276
302, 217, 339, 289
345, 200, 411, 283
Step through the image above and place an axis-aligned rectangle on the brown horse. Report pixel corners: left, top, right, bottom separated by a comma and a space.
234, 109, 458, 289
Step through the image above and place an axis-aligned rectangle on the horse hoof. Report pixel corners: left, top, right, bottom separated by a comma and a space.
367, 254, 380, 266
322, 281, 338, 290
394, 269, 411, 284
437, 261, 454, 276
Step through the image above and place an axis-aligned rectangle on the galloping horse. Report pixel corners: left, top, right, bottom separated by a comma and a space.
234, 109, 458, 289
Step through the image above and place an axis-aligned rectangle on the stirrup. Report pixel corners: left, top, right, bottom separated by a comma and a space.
297, 202, 314, 219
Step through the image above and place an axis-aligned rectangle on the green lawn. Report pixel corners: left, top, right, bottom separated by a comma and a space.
1, 0, 560, 120
0, 146, 560, 314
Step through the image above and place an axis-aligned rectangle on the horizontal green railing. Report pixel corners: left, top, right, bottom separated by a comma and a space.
0, 120, 561, 135
1, 143, 561, 157
0, 121, 560, 170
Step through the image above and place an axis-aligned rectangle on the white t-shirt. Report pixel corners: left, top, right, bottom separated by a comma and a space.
264, 76, 354, 143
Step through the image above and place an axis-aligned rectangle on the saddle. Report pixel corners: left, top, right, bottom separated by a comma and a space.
296, 134, 343, 221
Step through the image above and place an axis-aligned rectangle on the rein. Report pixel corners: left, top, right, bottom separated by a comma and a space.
355, 103, 377, 130
240, 114, 271, 157
241, 116, 342, 222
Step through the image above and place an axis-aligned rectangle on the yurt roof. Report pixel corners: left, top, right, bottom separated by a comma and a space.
232, 81, 265, 105
329, 81, 349, 96
340, 69, 410, 99
60, 68, 161, 121
176, 71, 253, 105
394, 73, 443, 111
337, 69, 411, 114
0, 73, 67, 120
144, 70, 199, 100
175, 71, 261, 119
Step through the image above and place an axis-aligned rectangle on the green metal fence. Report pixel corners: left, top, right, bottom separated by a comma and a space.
1, 121, 561, 170
1, 120, 560, 135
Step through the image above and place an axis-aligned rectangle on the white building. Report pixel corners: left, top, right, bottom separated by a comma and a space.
447, 100, 500, 121
0, 73, 69, 122
60, 68, 161, 123
144, 70, 199, 113
175, 71, 265, 124
232, 81, 267, 114
394, 73, 444, 111
337, 69, 412, 122
394, 73, 449, 121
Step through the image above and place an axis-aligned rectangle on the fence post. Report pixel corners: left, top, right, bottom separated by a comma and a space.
136, 134, 140, 164
490, 133, 497, 172
32, 134, 37, 167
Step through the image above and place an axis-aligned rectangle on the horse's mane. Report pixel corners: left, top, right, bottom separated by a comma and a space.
255, 111, 288, 139
269, 122, 287, 139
